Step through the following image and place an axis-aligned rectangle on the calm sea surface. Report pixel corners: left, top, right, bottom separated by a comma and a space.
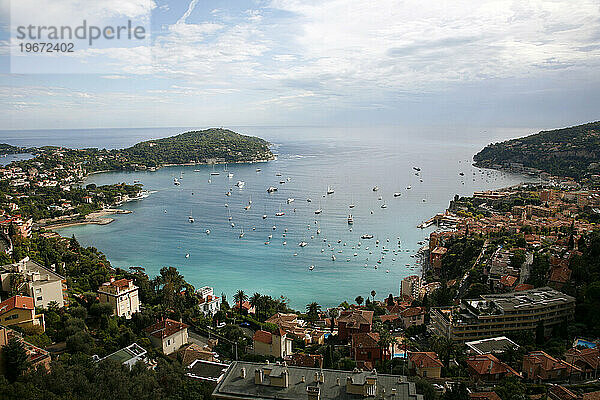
0, 126, 534, 308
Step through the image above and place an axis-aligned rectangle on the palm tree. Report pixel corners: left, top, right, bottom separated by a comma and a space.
306, 302, 321, 322
355, 296, 364, 306
431, 335, 456, 368
370, 290, 376, 302
250, 292, 262, 318
233, 290, 247, 314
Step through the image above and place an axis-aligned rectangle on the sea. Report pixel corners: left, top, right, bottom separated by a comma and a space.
0, 126, 535, 309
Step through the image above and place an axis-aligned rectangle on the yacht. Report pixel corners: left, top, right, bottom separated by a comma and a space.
244, 204, 251, 210
206, 229, 210, 235
228, 172, 234, 179
185, 253, 190, 258
239, 229, 244, 238
314, 209, 322, 215
413, 166, 421, 171
347, 215, 354, 224
256, 168, 261, 172
173, 178, 180, 186
188, 212, 195, 223
276, 172, 282, 176
262, 214, 267, 219
309, 265, 314, 271
236, 181, 245, 188
372, 186, 379, 191
276, 206, 285, 216
349, 204, 355, 208
267, 186, 277, 193
307, 198, 312, 202
361, 234, 374, 239
331, 254, 336, 261
299, 241, 308, 247
406, 186, 412, 190
381, 204, 387, 209
226, 191, 232, 196
393, 192, 401, 197
327, 186, 334, 195
287, 198, 294, 204
272, 226, 277, 230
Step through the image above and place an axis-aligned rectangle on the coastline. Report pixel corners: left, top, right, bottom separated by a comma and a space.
41, 209, 132, 230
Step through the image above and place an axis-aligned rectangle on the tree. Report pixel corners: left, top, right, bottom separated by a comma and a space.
233, 290, 247, 314
386, 294, 395, 307
355, 296, 364, 306
250, 292, 262, 318
431, 335, 456, 368
442, 382, 469, 400
2, 338, 30, 382
370, 290, 376, 302
495, 376, 527, 400
306, 302, 321, 323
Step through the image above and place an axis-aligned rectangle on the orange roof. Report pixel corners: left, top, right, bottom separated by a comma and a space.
499, 275, 518, 287
352, 332, 380, 349
145, 318, 189, 339
409, 352, 443, 369
338, 310, 374, 328
0, 295, 34, 314
400, 307, 425, 318
253, 330, 273, 344
548, 385, 578, 400
525, 351, 581, 373
514, 283, 534, 291
467, 354, 520, 377
583, 391, 600, 400
565, 347, 600, 369
469, 392, 502, 400
379, 314, 400, 322
431, 247, 448, 255
549, 266, 572, 284
110, 278, 132, 288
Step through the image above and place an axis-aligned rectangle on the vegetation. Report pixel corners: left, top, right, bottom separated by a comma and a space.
474, 121, 600, 180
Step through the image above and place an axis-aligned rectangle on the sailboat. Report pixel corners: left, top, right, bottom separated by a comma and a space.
188, 211, 195, 223
239, 228, 244, 238
327, 185, 334, 195
347, 214, 354, 224
210, 164, 220, 175
275, 204, 285, 216
224, 163, 234, 178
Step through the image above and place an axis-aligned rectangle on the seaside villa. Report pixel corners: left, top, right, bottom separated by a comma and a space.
97, 278, 140, 319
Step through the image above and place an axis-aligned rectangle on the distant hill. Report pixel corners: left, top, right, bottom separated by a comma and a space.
122, 128, 273, 166
0, 143, 31, 155
473, 121, 600, 180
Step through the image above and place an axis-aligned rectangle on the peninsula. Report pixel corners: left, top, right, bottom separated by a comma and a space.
473, 121, 600, 181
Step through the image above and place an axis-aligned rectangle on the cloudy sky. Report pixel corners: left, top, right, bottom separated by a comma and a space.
0, 0, 599, 130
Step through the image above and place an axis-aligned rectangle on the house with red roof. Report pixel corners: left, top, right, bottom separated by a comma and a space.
350, 332, 388, 369
466, 353, 520, 383
98, 277, 140, 319
408, 352, 443, 378
145, 318, 189, 355
523, 351, 581, 382
252, 329, 292, 359
337, 310, 373, 341
565, 347, 600, 380
0, 295, 44, 333
399, 307, 425, 329
470, 392, 502, 400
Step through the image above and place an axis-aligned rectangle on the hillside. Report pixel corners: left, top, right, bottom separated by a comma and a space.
473, 121, 600, 180
122, 128, 273, 167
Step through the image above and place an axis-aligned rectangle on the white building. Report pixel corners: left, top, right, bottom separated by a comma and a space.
197, 286, 222, 316
97, 278, 140, 319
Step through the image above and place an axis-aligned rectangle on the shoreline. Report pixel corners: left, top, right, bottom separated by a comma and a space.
42, 209, 132, 230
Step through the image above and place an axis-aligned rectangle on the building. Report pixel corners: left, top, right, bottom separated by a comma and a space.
351, 332, 388, 369
252, 329, 293, 359
400, 275, 421, 300
290, 353, 323, 368
430, 287, 575, 343
466, 354, 520, 383
96, 342, 148, 369
407, 352, 443, 378
0, 257, 66, 308
196, 286, 221, 316
337, 310, 374, 341
465, 336, 520, 355
399, 307, 425, 329
212, 361, 423, 400
522, 351, 581, 382
565, 347, 600, 380
186, 359, 229, 387
145, 318, 189, 355
0, 325, 50, 374
0, 295, 44, 332
97, 278, 140, 319
175, 343, 218, 366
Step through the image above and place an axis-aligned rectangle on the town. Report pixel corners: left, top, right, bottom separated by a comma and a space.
1, 135, 600, 400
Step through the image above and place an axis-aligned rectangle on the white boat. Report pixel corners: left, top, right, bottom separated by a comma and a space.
185, 253, 190, 258
276, 211, 285, 216
381, 204, 387, 209
361, 234, 374, 239
314, 209, 322, 215
393, 192, 401, 197
173, 178, 180, 186
239, 229, 244, 238
283, 241, 287, 245
228, 172, 234, 178
331, 255, 336, 261
299, 241, 308, 247
349, 204, 355, 208
287, 198, 294, 204
268, 234, 273, 239
231, 222, 235, 227
188, 211, 195, 223
236, 181, 245, 188
262, 214, 267, 219
307, 198, 312, 202
372, 186, 379, 191
267, 186, 277, 193
256, 168, 261, 172
244, 204, 251, 210
347, 214, 354, 224
309, 265, 314, 271
210, 165, 219, 175
272, 226, 277, 230
206, 229, 210, 235
406, 186, 412, 190
226, 191, 232, 196
276, 172, 282, 176
327, 185, 334, 195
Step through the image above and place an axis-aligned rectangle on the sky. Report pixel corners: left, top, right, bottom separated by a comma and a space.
0, 0, 599, 131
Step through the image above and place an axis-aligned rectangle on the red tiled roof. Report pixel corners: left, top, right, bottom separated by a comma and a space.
111, 278, 132, 288
499, 275, 518, 287
548, 385, 578, 400
338, 310, 374, 328
409, 352, 443, 369
352, 332, 380, 349
253, 330, 272, 344
549, 266, 572, 284
515, 283, 534, 291
144, 318, 189, 339
469, 392, 502, 400
525, 351, 581, 373
467, 354, 520, 377
565, 347, 600, 369
0, 295, 34, 314
379, 314, 400, 322
400, 307, 425, 318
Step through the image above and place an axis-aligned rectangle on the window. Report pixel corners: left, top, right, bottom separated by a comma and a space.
167, 339, 171, 346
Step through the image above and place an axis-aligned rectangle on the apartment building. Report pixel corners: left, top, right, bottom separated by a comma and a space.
0, 257, 66, 309
97, 278, 140, 319
430, 287, 575, 343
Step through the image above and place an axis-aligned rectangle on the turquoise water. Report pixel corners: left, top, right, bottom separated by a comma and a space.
2, 126, 532, 309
